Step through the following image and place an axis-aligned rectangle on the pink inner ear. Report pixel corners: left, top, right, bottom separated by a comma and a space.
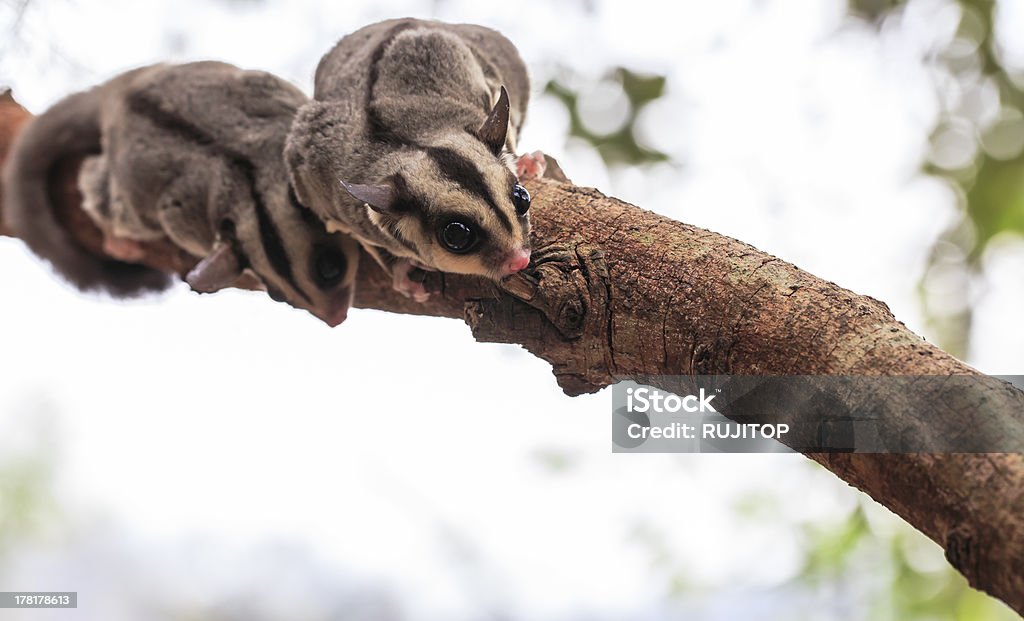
186, 243, 242, 293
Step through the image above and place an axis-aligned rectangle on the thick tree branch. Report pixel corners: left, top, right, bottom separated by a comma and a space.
1, 95, 1022, 613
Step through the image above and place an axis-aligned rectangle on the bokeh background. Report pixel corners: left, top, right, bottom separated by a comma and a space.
1, 0, 1022, 619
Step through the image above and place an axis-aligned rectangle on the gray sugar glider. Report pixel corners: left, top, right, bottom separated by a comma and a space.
286, 18, 542, 302
3, 61, 359, 326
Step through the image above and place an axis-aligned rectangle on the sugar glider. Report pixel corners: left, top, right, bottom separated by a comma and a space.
3, 62, 359, 326
286, 18, 543, 302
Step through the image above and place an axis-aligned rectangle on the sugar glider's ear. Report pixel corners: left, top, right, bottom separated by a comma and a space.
186, 242, 243, 293
477, 86, 510, 156
340, 180, 397, 215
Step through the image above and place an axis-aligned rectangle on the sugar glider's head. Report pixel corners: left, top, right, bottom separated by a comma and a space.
340, 87, 532, 280
187, 187, 360, 327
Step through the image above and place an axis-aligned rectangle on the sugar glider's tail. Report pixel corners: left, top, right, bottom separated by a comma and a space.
2, 84, 171, 296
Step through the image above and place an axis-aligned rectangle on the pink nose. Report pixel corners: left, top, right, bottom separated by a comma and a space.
502, 249, 531, 276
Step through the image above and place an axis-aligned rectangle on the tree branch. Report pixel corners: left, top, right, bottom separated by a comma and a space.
2, 94, 1022, 613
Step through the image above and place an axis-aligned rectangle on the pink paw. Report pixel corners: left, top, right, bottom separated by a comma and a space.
515, 151, 547, 180
393, 259, 430, 303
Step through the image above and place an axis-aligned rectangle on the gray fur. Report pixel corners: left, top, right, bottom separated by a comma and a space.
285, 18, 532, 285
4, 62, 360, 325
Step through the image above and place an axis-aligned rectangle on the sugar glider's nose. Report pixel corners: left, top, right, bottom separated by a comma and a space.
314, 307, 348, 327
314, 295, 351, 327
324, 307, 348, 327
501, 248, 531, 276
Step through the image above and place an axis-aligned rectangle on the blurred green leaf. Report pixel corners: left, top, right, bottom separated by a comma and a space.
545, 67, 669, 167
849, 0, 1024, 358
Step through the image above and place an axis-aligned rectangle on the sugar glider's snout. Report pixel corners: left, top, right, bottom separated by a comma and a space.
313, 295, 350, 327
500, 247, 531, 277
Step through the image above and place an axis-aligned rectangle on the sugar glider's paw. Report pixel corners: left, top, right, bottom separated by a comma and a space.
102, 235, 146, 262
393, 259, 431, 303
515, 151, 547, 180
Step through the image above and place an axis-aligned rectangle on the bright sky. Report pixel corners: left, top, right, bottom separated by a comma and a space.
0, 0, 1022, 619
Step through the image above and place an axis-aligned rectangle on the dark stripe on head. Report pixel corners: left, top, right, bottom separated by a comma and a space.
126, 92, 313, 304
387, 173, 418, 214
250, 181, 312, 304
424, 146, 514, 233
366, 21, 418, 145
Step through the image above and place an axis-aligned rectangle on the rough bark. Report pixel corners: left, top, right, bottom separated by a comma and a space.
1, 94, 1022, 614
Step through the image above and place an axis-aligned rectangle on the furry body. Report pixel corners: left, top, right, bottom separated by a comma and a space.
3, 62, 359, 325
286, 18, 533, 299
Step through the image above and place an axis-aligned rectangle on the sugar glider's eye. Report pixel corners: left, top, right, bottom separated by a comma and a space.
439, 220, 479, 254
313, 247, 347, 286
511, 184, 531, 216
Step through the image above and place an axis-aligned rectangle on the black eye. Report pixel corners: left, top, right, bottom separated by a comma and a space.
439, 220, 479, 254
511, 184, 531, 216
313, 247, 347, 286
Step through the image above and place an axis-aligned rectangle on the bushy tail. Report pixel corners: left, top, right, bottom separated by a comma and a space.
1, 88, 171, 296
